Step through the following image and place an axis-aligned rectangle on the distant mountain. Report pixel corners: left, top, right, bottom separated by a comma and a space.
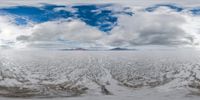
59, 48, 87, 51
110, 47, 136, 51
58, 47, 137, 51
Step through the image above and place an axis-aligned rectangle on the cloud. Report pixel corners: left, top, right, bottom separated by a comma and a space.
0, 4, 132, 32
0, 14, 106, 49
101, 10, 200, 48
0, 15, 31, 48
14, 19, 105, 49
0, 2, 199, 49
0, 0, 199, 7
18, 20, 104, 42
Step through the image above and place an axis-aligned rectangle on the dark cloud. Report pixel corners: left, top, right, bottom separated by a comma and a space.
16, 35, 30, 41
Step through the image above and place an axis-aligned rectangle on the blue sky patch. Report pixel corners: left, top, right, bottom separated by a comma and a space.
0, 4, 133, 32
190, 7, 200, 15
0, 4, 73, 23
72, 4, 118, 32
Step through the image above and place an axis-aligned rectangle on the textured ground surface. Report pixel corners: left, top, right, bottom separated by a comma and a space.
0, 49, 200, 100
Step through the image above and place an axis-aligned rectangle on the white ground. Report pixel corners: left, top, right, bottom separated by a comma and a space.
0, 88, 199, 100
0, 49, 200, 100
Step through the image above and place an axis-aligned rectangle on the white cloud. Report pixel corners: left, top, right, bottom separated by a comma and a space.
0, 0, 199, 7
101, 10, 200, 48
0, 2, 200, 49
31, 20, 102, 41
16, 19, 105, 48
53, 6, 77, 13
0, 16, 105, 48
0, 16, 31, 48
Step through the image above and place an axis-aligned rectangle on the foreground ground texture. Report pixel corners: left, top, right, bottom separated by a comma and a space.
0, 49, 200, 100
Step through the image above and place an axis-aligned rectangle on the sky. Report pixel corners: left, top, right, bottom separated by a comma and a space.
0, 0, 199, 50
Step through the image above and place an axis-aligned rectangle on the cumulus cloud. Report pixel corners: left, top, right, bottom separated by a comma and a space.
0, 16, 31, 48
0, 2, 200, 49
0, 16, 105, 48
102, 12, 195, 47
15, 20, 104, 48
18, 20, 103, 41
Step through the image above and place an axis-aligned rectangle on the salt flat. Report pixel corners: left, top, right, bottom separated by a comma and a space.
0, 49, 200, 100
